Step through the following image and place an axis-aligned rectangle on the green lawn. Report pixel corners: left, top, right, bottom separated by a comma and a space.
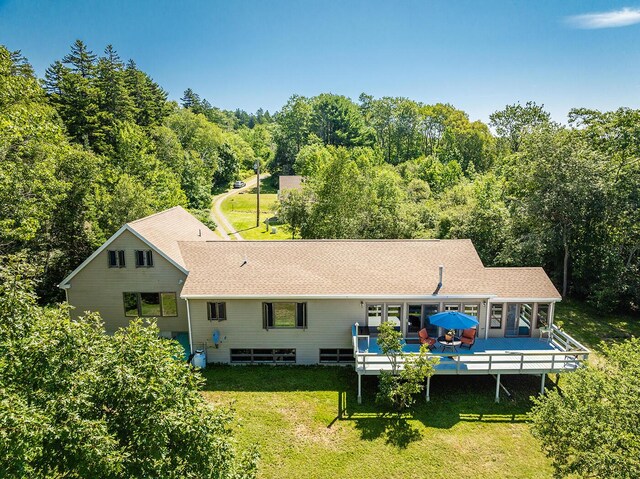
554, 300, 640, 352
202, 366, 553, 479
220, 180, 293, 240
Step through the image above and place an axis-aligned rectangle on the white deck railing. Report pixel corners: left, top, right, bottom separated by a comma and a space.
352, 323, 590, 375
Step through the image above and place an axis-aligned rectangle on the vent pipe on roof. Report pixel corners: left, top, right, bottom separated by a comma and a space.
432, 265, 444, 295
198, 228, 202, 237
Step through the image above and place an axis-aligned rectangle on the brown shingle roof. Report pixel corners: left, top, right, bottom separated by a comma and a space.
278, 175, 303, 191
177, 239, 561, 299
128, 206, 217, 268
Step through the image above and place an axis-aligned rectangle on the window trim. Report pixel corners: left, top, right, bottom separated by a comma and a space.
262, 302, 307, 330
208, 302, 227, 321
123, 292, 177, 317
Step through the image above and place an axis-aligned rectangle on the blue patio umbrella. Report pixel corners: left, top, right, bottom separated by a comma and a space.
428, 311, 479, 330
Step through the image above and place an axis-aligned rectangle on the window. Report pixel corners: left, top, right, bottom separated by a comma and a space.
262, 302, 306, 329
463, 304, 479, 318
123, 292, 177, 317
108, 250, 126, 268
386, 304, 402, 327
407, 305, 422, 335
230, 348, 296, 364
490, 304, 503, 329
367, 304, 382, 328
161, 293, 178, 316
536, 304, 550, 329
135, 250, 154, 268
319, 348, 354, 363
208, 302, 227, 321
444, 304, 460, 312
124, 292, 138, 317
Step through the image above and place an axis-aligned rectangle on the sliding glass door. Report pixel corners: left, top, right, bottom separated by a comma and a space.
406, 304, 439, 337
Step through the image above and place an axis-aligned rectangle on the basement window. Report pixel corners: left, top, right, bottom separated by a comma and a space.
319, 348, 354, 363
230, 348, 296, 364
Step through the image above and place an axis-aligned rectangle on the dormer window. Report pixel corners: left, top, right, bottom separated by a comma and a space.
108, 250, 126, 268
135, 250, 154, 268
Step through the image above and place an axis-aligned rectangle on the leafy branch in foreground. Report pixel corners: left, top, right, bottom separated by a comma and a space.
375, 321, 438, 411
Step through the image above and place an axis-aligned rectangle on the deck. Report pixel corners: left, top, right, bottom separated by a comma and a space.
351, 324, 590, 402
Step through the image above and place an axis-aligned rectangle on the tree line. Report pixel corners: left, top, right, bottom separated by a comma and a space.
1, 40, 638, 312
276, 96, 639, 312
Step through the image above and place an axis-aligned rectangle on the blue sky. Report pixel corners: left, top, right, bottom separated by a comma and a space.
1, 0, 639, 122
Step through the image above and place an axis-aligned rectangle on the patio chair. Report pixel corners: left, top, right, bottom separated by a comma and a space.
460, 328, 476, 349
418, 328, 436, 349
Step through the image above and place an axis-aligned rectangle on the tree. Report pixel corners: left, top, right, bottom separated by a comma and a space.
0, 256, 259, 479
530, 338, 640, 478
277, 188, 311, 239
374, 322, 438, 411
310, 93, 373, 147
489, 101, 551, 153
61, 39, 97, 78
272, 95, 313, 174
514, 126, 606, 297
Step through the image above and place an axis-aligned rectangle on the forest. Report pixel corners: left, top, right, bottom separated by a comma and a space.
1, 41, 639, 312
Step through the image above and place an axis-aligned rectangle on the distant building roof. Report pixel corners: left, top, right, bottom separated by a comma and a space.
178, 239, 561, 300
278, 175, 303, 192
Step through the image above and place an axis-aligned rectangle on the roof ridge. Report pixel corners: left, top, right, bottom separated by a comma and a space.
187, 239, 479, 243
128, 205, 185, 226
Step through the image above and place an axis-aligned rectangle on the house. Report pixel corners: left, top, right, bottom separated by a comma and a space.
277, 175, 304, 200
60, 206, 589, 402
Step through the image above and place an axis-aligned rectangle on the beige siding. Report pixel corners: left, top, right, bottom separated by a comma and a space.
190, 299, 362, 364
189, 298, 490, 365
66, 230, 188, 333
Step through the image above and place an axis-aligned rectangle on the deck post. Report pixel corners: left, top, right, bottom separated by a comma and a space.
425, 375, 431, 402
357, 372, 362, 404
540, 373, 546, 395
495, 373, 501, 403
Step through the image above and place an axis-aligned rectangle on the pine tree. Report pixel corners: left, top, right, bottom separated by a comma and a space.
62, 39, 96, 78
181, 88, 201, 110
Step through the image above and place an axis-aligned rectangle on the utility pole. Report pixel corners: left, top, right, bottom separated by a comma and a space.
254, 160, 260, 227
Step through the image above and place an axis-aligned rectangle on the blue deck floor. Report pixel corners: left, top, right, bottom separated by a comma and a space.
357, 336, 559, 355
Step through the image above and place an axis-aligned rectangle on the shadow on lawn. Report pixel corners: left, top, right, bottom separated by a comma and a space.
331, 374, 536, 448
203, 365, 542, 449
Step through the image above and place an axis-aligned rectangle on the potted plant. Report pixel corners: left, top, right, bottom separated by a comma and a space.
445, 329, 455, 342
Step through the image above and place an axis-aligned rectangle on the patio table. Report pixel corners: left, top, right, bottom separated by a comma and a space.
437, 336, 461, 353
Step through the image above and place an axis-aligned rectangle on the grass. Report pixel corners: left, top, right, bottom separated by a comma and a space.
202, 366, 553, 479
220, 178, 293, 240
554, 300, 640, 352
